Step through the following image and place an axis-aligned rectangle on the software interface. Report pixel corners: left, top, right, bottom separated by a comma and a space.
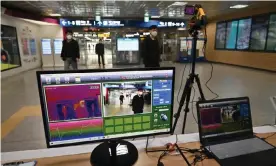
198, 99, 252, 139
39, 70, 173, 145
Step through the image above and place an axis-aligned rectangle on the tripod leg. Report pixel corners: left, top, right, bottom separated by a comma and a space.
182, 80, 193, 134
171, 77, 191, 134
195, 75, 205, 101
175, 143, 191, 166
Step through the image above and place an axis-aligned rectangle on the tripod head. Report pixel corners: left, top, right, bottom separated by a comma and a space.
185, 4, 207, 36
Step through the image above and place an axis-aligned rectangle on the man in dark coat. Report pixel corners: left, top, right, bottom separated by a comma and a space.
61, 30, 80, 70
95, 38, 105, 66
141, 25, 160, 67
132, 89, 144, 114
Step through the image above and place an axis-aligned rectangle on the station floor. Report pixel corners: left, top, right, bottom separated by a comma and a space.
1, 62, 276, 152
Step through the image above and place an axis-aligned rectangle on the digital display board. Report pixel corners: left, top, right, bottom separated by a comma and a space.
59, 19, 186, 28
266, 14, 276, 51
226, 21, 238, 49
250, 15, 270, 50
117, 38, 139, 51
41, 39, 52, 55
237, 18, 252, 50
54, 39, 63, 55
1, 25, 21, 71
215, 22, 226, 49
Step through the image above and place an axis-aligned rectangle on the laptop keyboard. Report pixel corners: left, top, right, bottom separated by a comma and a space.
206, 137, 275, 159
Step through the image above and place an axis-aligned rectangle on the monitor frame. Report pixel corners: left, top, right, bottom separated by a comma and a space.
37, 67, 175, 148
196, 97, 253, 145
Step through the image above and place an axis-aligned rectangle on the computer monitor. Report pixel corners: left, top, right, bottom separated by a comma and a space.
197, 97, 253, 144
37, 68, 175, 148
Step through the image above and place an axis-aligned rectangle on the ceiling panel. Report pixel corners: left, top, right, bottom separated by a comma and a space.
2, 1, 276, 19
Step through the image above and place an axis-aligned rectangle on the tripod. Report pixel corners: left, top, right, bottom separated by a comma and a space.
170, 29, 206, 166
172, 29, 205, 135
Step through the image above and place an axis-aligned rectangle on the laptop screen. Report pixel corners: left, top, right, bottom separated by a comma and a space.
197, 97, 253, 143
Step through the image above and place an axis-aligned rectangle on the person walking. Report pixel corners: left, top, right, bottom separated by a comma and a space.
141, 25, 161, 67
95, 38, 105, 66
61, 30, 80, 70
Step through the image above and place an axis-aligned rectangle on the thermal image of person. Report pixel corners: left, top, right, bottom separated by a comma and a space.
132, 89, 144, 114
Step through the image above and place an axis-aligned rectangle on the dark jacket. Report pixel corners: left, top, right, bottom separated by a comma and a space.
119, 95, 124, 101
61, 39, 80, 60
141, 36, 160, 66
132, 95, 144, 114
95, 43, 105, 55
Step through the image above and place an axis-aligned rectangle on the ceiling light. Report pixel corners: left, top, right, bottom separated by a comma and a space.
229, 5, 248, 9
151, 16, 160, 18
49, 13, 61, 17
168, 2, 187, 7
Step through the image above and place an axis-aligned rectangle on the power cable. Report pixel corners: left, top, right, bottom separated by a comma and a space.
202, 26, 219, 100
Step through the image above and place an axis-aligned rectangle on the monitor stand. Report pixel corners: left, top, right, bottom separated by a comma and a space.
90, 139, 138, 166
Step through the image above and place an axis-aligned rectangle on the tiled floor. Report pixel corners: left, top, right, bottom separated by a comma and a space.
1, 62, 276, 152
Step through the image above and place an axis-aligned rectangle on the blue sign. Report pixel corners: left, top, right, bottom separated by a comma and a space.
60, 19, 125, 27
59, 19, 185, 28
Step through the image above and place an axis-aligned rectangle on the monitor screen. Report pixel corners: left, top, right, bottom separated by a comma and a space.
41, 39, 52, 55
37, 68, 174, 147
54, 39, 63, 55
117, 38, 139, 51
197, 98, 252, 143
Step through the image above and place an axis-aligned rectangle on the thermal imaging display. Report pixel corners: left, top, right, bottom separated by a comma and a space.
198, 98, 252, 139
38, 69, 174, 147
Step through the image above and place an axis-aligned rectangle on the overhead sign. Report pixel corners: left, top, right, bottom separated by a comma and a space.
60, 19, 125, 27
60, 19, 186, 28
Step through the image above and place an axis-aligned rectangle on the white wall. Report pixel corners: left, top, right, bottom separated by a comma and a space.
1, 14, 63, 78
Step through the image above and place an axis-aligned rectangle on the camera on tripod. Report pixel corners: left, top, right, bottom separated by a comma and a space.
184, 4, 208, 35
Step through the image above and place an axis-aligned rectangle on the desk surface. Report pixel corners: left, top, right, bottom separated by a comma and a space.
21, 133, 276, 166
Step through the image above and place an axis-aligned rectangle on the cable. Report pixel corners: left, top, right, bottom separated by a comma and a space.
205, 62, 219, 100
263, 133, 276, 140
157, 150, 167, 166
175, 134, 178, 144
202, 26, 219, 100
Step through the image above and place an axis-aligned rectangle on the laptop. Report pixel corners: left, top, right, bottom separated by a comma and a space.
196, 97, 276, 166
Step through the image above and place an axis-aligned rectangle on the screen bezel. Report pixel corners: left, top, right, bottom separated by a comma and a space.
196, 97, 253, 145
36, 67, 175, 148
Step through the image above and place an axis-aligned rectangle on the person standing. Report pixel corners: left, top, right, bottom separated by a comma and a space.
142, 25, 161, 67
132, 89, 145, 114
119, 93, 124, 105
95, 39, 105, 66
61, 30, 80, 70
